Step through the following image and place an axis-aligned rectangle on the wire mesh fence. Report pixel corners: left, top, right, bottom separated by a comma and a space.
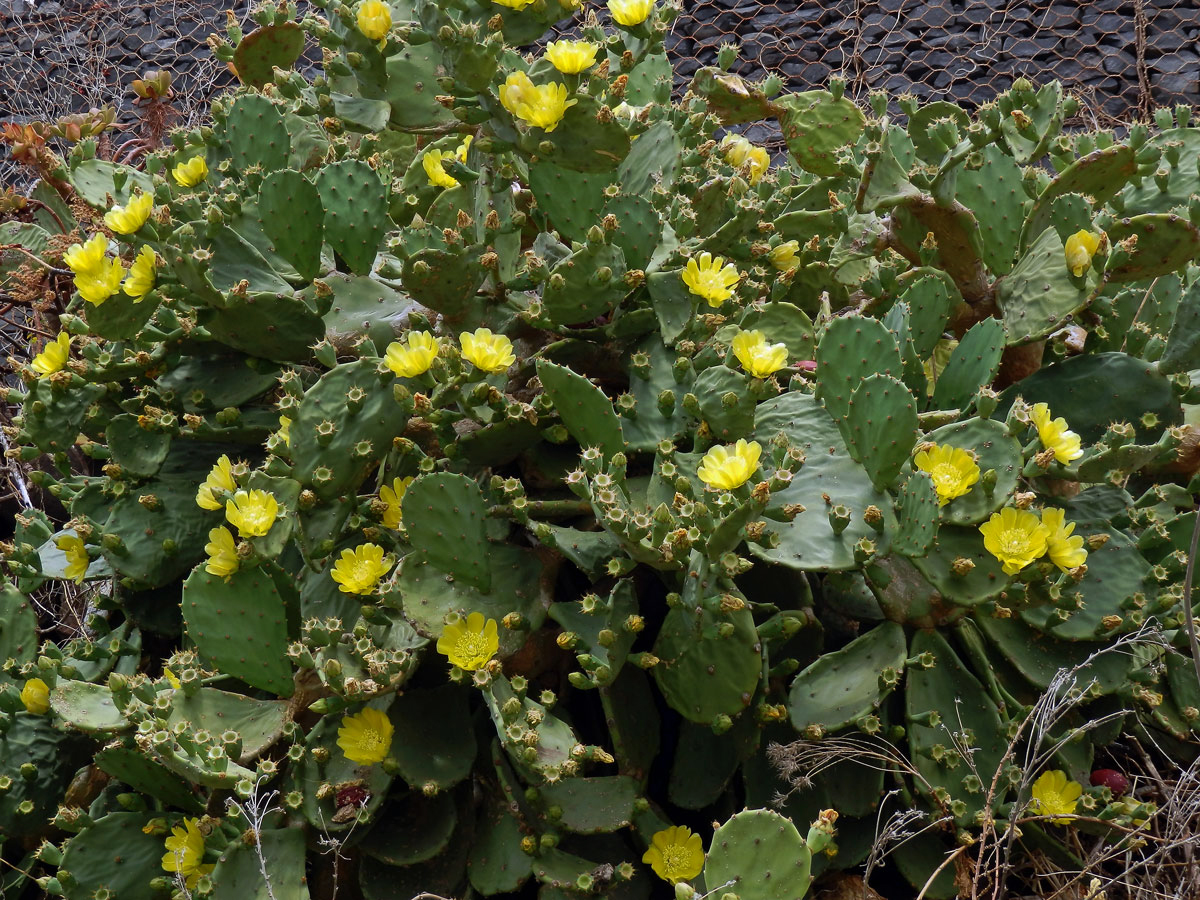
2, 0, 1198, 183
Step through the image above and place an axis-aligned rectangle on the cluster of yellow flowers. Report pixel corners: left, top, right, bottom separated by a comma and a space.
63, 219, 157, 306
385, 328, 514, 377
499, 71, 577, 133
720, 133, 770, 184
421, 135, 473, 190
979, 505, 1087, 575
29, 332, 71, 376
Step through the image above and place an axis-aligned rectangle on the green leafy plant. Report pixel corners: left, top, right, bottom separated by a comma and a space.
2, 2, 1199, 898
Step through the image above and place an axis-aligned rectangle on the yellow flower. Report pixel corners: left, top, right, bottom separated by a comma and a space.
1041, 507, 1087, 572
386, 332, 439, 377
721, 134, 768, 183
123, 245, 157, 299
55, 533, 90, 583
20, 678, 50, 715
682, 252, 741, 307
460, 328, 516, 374
204, 526, 240, 578
510, 81, 577, 132
75, 257, 126, 306
196, 454, 236, 511
768, 240, 801, 271
608, 0, 654, 26
330, 543, 393, 595
63, 234, 109, 276
545, 40, 600, 74
492, 0, 535, 8
1064, 230, 1101, 277
224, 489, 279, 538
979, 507, 1049, 575
422, 149, 459, 189
30, 332, 70, 376
164, 667, 181, 690
356, 0, 392, 40
1030, 402, 1083, 464
731, 330, 788, 378
913, 443, 980, 507
379, 476, 413, 529
455, 135, 473, 162
436, 611, 499, 670
1030, 769, 1082, 824
172, 156, 208, 188
162, 818, 214, 890
499, 71, 539, 117
642, 825, 704, 884
337, 706, 394, 764
697, 439, 762, 491
103, 191, 154, 234
277, 415, 292, 447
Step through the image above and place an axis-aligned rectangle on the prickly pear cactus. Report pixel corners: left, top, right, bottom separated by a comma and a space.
1, 3, 1198, 898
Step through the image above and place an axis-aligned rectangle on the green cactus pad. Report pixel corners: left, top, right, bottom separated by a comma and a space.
360, 790, 459, 866
395, 544, 549, 657
734, 301, 816, 360
315, 272, 413, 354
652, 604, 761, 723
997, 226, 1096, 345
788, 621, 905, 734
105, 414, 171, 478
777, 89, 866, 176
955, 144, 1027, 275
387, 684, 476, 791
540, 239, 628, 325
1121, 126, 1200, 215
1105, 213, 1200, 282
548, 579, 637, 689
930, 317, 1005, 411
602, 193, 662, 271
537, 359, 626, 457
94, 746, 204, 812
921, 417, 1021, 525
384, 43, 458, 129
469, 795, 532, 894
911, 524, 1010, 607
1160, 276, 1200, 374
182, 562, 295, 695
906, 629, 1008, 824
167, 687, 288, 758
528, 161, 610, 243
815, 315, 903, 421
668, 711, 761, 810
538, 776, 640, 833
0, 579, 39, 665
999, 81, 1065, 164
401, 245, 487, 319
906, 100, 970, 163
226, 94, 291, 173
858, 129, 921, 213
49, 680, 125, 733
315, 159, 389, 275
19, 378, 104, 454
705, 808, 815, 900
59, 813, 164, 900
974, 614, 1132, 694
211, 827, 308, 900
600, 667, 660, 783
485, 673, 581, 782
402, 472, 492, 592
1022, 144, 1136, 249
844, 373, 919, 491
696, 364, 757, 441
541, 96, 631, 173
0, 713, 91, 837
233, 21, 306, 88
1040, 192, 1098, 246
83, 288, 159, 341
892, 471, 940, 558
98, 477, 212, 587
997, 351, 1180, 443
752, 392, 894, 571
257, 169, 324, 280
68, 159, 153, 208
291, 359, 410, 499
882, 300, 930, 398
